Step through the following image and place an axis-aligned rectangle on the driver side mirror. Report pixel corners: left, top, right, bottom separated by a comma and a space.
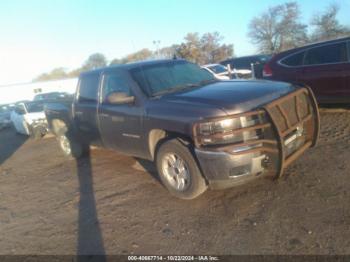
106, 92, 135, 105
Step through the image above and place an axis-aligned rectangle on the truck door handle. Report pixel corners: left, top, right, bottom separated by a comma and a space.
75, 111, 83, 116
100, 113, 109, 117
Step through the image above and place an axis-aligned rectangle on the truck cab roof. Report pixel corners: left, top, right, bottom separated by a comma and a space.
80, 59, 187, 77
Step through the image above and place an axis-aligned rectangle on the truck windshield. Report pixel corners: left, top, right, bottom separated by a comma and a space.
130, 60, 216, 96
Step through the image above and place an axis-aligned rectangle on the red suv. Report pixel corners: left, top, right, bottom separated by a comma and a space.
263, 37, 350, 103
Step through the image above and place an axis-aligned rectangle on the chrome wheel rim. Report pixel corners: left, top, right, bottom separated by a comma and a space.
59, 135, 71, 155
161, 153, 190, 191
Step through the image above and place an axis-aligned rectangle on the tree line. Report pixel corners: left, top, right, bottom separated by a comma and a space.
34, 31, 233, 81
34, 1, 349, 82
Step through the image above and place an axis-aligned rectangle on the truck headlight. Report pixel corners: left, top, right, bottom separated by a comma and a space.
199, 118, 238, 135
193, 113, 265, 146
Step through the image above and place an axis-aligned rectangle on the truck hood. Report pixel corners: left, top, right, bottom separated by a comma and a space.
160, 80, 295, 114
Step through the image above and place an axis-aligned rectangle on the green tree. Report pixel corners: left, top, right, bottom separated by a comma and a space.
176, 33, 203, 64
158, 45, 180, 59
34, 32, 235, 82
67, 68, 83, 78
310, 3, 350, 42
82, 53, 107, 70
109, 58, 128, 65
125, 48, 153, 62
34, 67, 68, 81
109, 48, 153, 65
248, 2, 308, 54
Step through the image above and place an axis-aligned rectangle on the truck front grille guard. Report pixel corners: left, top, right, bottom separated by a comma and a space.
263, 87, 320, 178
196, 87, 320, 179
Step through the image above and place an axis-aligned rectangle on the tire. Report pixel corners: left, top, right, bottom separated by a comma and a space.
156, 139, 207, 199
30, 125, 46, 140
58, 131, 86, 159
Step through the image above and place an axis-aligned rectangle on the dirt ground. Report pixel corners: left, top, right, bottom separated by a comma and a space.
0, 109, 350, 255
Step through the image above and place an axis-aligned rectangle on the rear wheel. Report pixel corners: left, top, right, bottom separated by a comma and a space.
30, 125, 47, 140
156, 139, 207, 199
58, 131, 87, 159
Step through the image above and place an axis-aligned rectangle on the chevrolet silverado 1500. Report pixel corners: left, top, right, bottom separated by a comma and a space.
45, 59, 319, 199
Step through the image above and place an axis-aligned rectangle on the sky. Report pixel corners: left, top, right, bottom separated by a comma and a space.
0, 0, 349, 85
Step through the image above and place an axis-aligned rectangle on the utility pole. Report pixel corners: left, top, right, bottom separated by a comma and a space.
153, 40, 161, 58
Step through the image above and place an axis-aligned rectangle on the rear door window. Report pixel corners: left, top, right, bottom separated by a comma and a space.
304, 42, 348, 66
78, 74, 100, 103
281, 51, 305, 67
101, 72, 132, 103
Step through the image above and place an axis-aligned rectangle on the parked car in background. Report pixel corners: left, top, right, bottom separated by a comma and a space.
0, 104, 13, 130
45, 59, 319, 199
34, 92, 72, 101
220, 54, 271, 79
11, 101, 48, 139
201, 64, 230, 80
263, 37, 350, 104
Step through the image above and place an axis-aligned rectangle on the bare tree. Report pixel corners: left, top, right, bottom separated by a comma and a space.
248, 2, 308, 54
176, 32, 233, 64
310, 3, 350, 42
200, 32, 233, 64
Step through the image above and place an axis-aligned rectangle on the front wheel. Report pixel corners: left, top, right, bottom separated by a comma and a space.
156, 139, 207, 199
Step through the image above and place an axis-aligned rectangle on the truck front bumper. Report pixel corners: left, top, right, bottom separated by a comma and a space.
195, 148, 267, 189
194, 87, 320, 190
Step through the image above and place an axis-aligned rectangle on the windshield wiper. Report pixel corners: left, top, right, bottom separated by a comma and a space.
151, 79, 218, 97
152, 83, 200, 97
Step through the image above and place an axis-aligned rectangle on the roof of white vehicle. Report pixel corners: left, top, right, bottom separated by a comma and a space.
202, 64, 221, 68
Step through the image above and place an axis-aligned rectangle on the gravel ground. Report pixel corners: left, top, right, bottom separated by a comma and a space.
0, 110, 349, 255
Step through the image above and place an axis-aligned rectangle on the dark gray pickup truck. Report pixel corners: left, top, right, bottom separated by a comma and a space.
45, 59, 320, 199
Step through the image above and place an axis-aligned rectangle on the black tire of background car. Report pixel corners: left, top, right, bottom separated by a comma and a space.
156, 139, 207, 199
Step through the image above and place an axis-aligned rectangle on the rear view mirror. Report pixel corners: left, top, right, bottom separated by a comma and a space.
106, 92, 135, 105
